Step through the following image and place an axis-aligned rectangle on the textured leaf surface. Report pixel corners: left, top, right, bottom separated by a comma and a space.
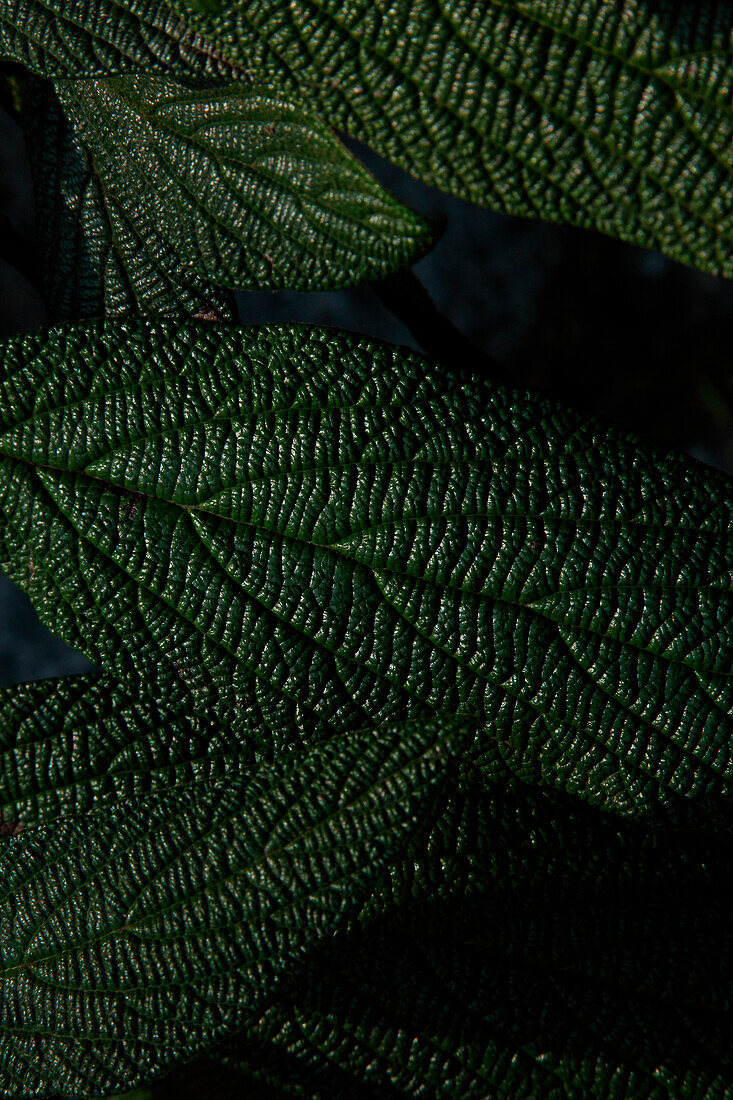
0, 712, 460, 1096
4, 0, 733, 276
0, 320, 731, 820
158, 780, 733, 1100
53, 73, 431, 297
0, 0, 224, 78
0, 672, 251, 825
23, 79, 235, 320
170, 0, 733, 278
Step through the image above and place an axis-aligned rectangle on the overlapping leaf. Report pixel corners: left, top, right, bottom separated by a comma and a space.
155, 779, 733, 1100
169, 0, 733, 277
0, 0, 221, 79
0, 319, 731, 820
54, 74, 432, 295
5, 0, 733, 277
23, 71, 430, 317
3, 667, 730, 1098
0, 709, 462, 1096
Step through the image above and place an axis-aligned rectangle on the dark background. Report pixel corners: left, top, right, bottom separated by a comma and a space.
2, 100, 733, 686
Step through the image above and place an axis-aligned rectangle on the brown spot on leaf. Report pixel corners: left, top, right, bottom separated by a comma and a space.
194, 306, 226, 323
123, 493, 142, 521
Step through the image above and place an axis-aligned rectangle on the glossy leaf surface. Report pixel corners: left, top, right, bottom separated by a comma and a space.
55, 74, 431, 295
0, 672, 249, 824
24, 80, 235, 320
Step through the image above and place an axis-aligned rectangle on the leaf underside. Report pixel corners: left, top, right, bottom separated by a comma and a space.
4, 0, 733, 277
0, 319, 731, 825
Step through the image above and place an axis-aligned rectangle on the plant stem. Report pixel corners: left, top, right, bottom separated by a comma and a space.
0, 212, 41, 293
372, 268, 509, 386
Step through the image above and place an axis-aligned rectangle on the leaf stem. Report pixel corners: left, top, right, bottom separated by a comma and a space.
0, 212, 41, 293
372, 268, 509, 387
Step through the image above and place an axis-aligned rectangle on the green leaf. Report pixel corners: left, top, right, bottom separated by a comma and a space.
170, 0, 733, 277
0, 671, 501, 918
0, 710, 463, 1096
160, 780, 733, 1100
0, 319, 732, 820
23, 79, 235, 320
214, 923, 733, 1100
0, 0, 225, 79
6, 2, 733, 277
52, 72, 431, 297
0, 671, 253, 825
24, 69, 429, 317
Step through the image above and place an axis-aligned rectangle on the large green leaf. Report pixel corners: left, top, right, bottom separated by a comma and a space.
0, 319, 731, 820
4, 670, 729, 1098
5, 0, 733, 277
169, 0, 733, 277
0, 0, 219, 78
156, 779, 733, 1100
0, 710, 462, 1096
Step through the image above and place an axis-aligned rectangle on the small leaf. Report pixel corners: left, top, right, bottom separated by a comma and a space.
0, 319, 731, 820
0, 711, 463, 1096
52, 73, 432, 296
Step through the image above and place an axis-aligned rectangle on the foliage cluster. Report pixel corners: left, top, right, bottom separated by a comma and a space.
0, 2, 732, 1098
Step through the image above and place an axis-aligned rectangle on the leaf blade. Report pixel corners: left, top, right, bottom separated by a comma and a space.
23, 78, 236, 320
0, 671, 254, 825
158, 777, 733, 1100
0, 318, 731, 819
8, 0, 733, 277
0, 710, 463, 1096
54, 72, 432, 295
173, 0, 733, 278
